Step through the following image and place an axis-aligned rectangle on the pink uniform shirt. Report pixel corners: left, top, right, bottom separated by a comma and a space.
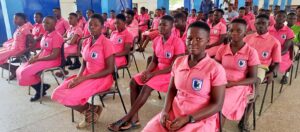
126, 19, 139, 38
187, 16, 197, 25
206, 21, 227, 56
83, 22, 90, 37
110, 29, 134, 67
151, 16, 161, 30
78, 17, 86, 30
138, 13, 150, 32
244, 32, 282, 67
55, 18, 70, 35
39, 31, 64, 64
244, 12, 255, 21
172, 27, 187, 44
107, 18, 116, 31
32, 23, 46, 48
24, 22, 33, 31
64, 25, 83, 56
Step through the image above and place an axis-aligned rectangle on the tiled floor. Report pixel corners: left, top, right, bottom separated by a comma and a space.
1, 44, 300, 132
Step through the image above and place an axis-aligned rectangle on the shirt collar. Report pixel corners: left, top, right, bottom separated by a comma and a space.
223, 43, 249, 55
254, 32, 270, 39
179, 54, 211, 71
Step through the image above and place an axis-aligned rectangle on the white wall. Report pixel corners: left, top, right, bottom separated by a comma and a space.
60, 0, 77, 19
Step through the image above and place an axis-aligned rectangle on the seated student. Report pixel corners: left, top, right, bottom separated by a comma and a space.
187, 9, 197, 25
206, 11, 214, 25
196, 11, 206, 22
51, 14, 115, 129
137, 9, 162, 52
143, 21, 227, 132
265, 9, 276, 27
287, 12, 300, 56
0, 13, 34, 80
206, 9, 227, 57
108, 15, 186, 131
233, 7, 251, 25
269, 10, 295, 84
32, 12, 46, 50
107, 10, 117, 33
215, 19, 259, 131
16, 16, 64, 101
133, 7, 139, 20
101, 12, 110, 36
138, 7, 150, 33
244, 4, 255, 21
110, 14, 133, 68
76, 10, 87, 30
53, 7, 69, 35
125, 10, 139, 38
243, 14, 281, 87
64, 13, 83, 70
24, 20, 34, 32
82, 9, 94, 38
172, 13, 188, 44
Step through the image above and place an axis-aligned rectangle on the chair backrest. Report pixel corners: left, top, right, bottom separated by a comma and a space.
124, 36, 139, 68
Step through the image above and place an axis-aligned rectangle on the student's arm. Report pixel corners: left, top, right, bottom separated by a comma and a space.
15, 34, 35, 57
227, 65, 258, 88
139, 19, 149, 26
145, 52, 158, 73
281, 39, 293, 55
67, 34, 80, 45
77, 60, 86, 77
29, 48, 60, 64
207, 34, 226, 49
151, 54, 183, 76
114, 43, 131, 57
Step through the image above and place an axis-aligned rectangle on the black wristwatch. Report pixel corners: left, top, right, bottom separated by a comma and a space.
188, 115, 196, 123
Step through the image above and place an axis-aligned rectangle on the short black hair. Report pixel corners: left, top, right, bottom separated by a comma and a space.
91, 14, 104, 25
239, 7, 246, 10
69, 12, 78, 18
275, 5, 280, 8
161, 7, 166, 11
297, 6, 300, 10
277, 10, 287, 16
116, 14, 126, 22
76, 10, 82, 14
126, 10, 135, 17
102, 12, 107, 15
53, 7, 60, 10
156, 8, 161, 11
198, 11, 204, 14
182, 11, 189, 18
231, 18, 247, 26
288, 12, 296, 16
214, 9, 224, 15
174, 13, 187, 21
208, 11, 214, 15
192, 9, 196, 12
141, 7, 146, 11
256, 14, 269, 20
110, 10, 115, 13
161, 15, 174, 23
188, 21, 210, 33
44, 16, 57, 23
34, 12, 43, 18
15, 13, 27, 20
87, 9, 95, 13
259, 8, 265, 12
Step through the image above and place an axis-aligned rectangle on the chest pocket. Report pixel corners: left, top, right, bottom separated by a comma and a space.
41, 37, 53, 50
260, 50, 271, 60
156, 44, 175, 60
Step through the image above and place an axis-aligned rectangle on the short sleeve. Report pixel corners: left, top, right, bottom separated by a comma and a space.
52, 33, 64, 48
220, 24, 227, 34
272, 40, 282, 63
214, 45, 224, 61
286, 28, 295, 40
23, 28, 31, 36
64, 20, 70, 31
74, 28, 83, 37
103, 39, 115, 58
171, 57, 181, 77
211, 63, 227, 87
124, 30, 134, 44
152, 37, 159, 52
248, 48, 260, 66
174, 39, 186, 55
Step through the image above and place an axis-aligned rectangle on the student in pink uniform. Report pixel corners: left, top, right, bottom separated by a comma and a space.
187, 9, 197, 26
172, 13, 188, 44
52, 14, 115, 128
215, 19, 259, 131
137, 9, 162, 52
17, 16, 63, 101
143, 21, 227, 132
53, 7, 70, 35
269, 11, 295, 84
32, 12, 46, 50
296, 6, 300, 26
110, 14, 133, 68
0, 13, 34, 80
101, 13, 110, 36
245, 5, 255, 21
125, 10, 139, 38
233, 7, 251, 25
138, 7, 150, 33
64, 13, 83, 70
107, 10, 117, 33
206, 9, 227, 57
244, 14, 281, 87
108, 15, 186, 131
206, 11, 214, 25
76, 10, 87, 30
133, 7, 139, 20
82, 9, 94, 38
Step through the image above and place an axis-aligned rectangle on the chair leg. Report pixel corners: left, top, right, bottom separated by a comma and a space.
141, 52, 145, 59
71, 109, 75, 122
132, 55, 139, 73
28, 86, 31, 95
122, 69, 125, 78
99, 95, 105, 107
39, 72, 45, 104
51, 71, 60, 85
91, 96, 95, 132
157, 91, 162, 100
126, 68, 132, 78
289, 66, 293, 85
8, 60, 11, 84
253, 102, 256, 130
1, 68, 3, 78
271, 81, 274, 103
259, 82, 269, 116
295, 59, 299, 79
219, 111, 222, 132
116, 81, 127, 114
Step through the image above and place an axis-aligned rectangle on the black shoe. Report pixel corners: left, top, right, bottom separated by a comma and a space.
42, 84, 51, 96
65, 59, 72, 66
30, 94, 41, 102
280, 76, 288, 84
11, 58, 21, 63
68, 63, 81, 70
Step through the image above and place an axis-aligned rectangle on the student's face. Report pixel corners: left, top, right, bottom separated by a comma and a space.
228, 5, 233, 11
114, 19, 126, 31
275, 13, 287, 24
42, 17, 55, 31
274, 7, 280, 14
110, 12, 116, 18
86, 10, 93, 19
255, 18, 269, 34
155, 10, 160, 16
245, 6, 250, 13
14, 16, 24, 26
213, 11, 222, 22
53, 9, 61, 17
287, 15, 297, 26
191, 10, 196, 16
102, 14, 107, 20
258, 10, 265, 15
68, 15, 78, 25
265, 10, 271, 16
125, 13, 133, 24
34, 14, 42, 23
88, 18, 102, 36
228, 23, 246, 42
186, 27, 209, 55
239, 10, 246, 17
174, 18, 185, 28
140, 9, 145, 14
158, 19, 173, 36
76, 12, 82, 18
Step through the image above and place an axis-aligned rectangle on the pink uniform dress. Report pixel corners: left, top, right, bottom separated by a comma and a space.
78, 17, 87, 30
142, 16, 161, 40
215, 44, 260, 120
206, 21, 227, 57
1, 39, 13, 48
83, 22, 90, 37
109, 29, 134, 68
0, 24, 31, 64
138, 13, 150, 32
16, 31, 64, 86
32, 23, 46, 49
187, 16, 197, 26
244, 12, 255, 21
24, 22, 34, 31
172, 28, 187, 44
269, 16, 276, 27
269, 25, 295, 73
64, 25, 83, 57
244, 32, 282, 67
126, 19, 139, 38
55, 18, 70, 35
107, 18, 116, 31
51, 35, 114, 106
133, 33, 185, 92
143, 55, 227, 132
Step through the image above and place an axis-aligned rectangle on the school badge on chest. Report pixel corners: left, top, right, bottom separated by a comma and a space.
165, 52, 172, 58
281, 34, 287, 39
238, 59, 246, 68
192, 79, 203, 91
118, 38, 123, 44
262, 51, 269, 58
213, 29, 218, 34
44, 42, 49, 47
91, 52, 98, 59
36, 29, 40, 32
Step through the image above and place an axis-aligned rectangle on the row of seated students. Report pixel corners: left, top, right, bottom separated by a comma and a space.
0, 5, 299, 131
